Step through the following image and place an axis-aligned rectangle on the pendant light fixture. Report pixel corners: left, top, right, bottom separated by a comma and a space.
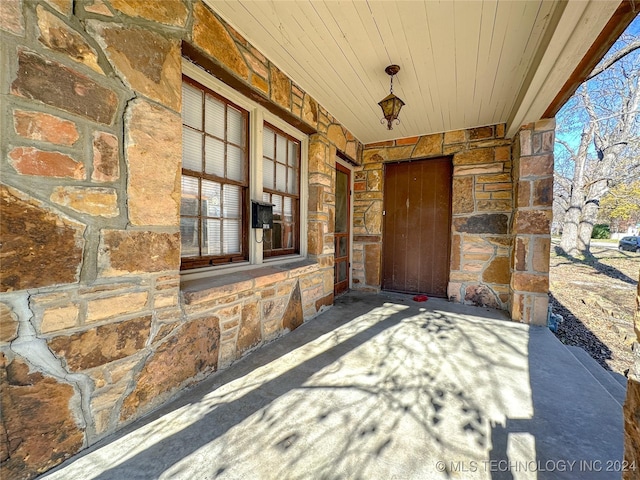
378, 64, 405, 130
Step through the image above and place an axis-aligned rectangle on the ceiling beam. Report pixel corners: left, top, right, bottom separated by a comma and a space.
505, 1, 567, 136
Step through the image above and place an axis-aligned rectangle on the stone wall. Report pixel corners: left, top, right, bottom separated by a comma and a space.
623, 272, 640, 480
355, 125, 514, 310
0, 1, 361, 478
510, 120, 555, 325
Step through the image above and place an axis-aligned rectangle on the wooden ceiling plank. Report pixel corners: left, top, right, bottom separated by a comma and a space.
453, 0, 483, 128
472, 0, 498, 126
257, 0, 364, 125
423, 1, 457, 132
381, 1, 421, 134
208, 0, 625, 143
386, 1, 426, 134
365, 1, 412, 134
256, 2, 370, 135
228, 0, 360, 116
352, 1, 413, 138
305, 1, 389, 135
493, 1, 548, 124
408, 1, 443, 132
282, 3, 347, 89
482, 0, 514, 124
497, 1, 556, 123
311, 1, 385, 133
332, 2, 396, 135
213, 1, 325, 92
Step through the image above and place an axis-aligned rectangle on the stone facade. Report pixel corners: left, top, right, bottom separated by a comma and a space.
0, 1, 359, 478
0, 0, 558, 478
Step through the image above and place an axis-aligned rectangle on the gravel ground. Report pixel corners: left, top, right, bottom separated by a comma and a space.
550, 241, 639, 376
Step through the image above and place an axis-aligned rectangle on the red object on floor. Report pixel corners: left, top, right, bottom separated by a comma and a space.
413, 294, 428, 302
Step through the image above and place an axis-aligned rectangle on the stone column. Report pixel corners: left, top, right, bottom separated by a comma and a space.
306, 133, 336, 310
510, 119, 554, 325
307, 117, 361, 307
352, 148, 385, 292
623, 273, 640, 480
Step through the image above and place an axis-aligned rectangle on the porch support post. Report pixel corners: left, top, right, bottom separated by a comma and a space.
307, 133, 336, 308
509, 119, 555, 325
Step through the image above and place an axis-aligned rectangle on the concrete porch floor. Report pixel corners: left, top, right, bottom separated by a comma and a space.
42, 292, 624, 480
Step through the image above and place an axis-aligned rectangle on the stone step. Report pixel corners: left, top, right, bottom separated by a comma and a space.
565, 345, 626, 406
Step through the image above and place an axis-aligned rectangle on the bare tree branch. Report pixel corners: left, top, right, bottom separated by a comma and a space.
584, 177, 612, 189
556, 138, 576, 157
586, 40, 640, 81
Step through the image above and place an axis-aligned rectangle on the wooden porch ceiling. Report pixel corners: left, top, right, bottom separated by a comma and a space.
207, 0, 629, 144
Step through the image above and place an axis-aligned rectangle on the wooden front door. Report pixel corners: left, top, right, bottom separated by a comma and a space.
334, 163, 350, 296
382, 157, 452, 297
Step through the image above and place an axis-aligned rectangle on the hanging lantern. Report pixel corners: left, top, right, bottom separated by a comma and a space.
378, 65, 405, 130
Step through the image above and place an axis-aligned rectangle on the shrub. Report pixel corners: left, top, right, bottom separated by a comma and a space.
591, 224, 610, 239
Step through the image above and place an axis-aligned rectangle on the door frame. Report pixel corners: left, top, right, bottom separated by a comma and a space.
334, 159, 352, 296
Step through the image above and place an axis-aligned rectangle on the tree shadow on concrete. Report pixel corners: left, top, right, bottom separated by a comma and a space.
42, 292, 623, 480
209, 307, 494, 480
41, 294, 528, 480
553, 245, 637, 285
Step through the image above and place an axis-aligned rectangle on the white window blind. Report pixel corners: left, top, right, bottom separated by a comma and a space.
180, 77, 248, 268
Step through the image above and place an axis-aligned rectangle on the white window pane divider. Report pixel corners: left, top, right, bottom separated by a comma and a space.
249, 109, 264, 264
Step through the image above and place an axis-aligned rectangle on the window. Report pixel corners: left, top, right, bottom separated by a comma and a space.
180, 60, 308, 275
180, 76, 249, 269
262, 124, 300, 257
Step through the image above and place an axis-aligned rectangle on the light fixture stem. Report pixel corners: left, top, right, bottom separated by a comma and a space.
390, 74, 394, 94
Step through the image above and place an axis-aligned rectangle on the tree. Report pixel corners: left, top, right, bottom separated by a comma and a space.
555, 20, 640, 256
599, 181, 640, 233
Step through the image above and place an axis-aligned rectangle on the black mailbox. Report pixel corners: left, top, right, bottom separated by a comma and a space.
251, 200, 273, 229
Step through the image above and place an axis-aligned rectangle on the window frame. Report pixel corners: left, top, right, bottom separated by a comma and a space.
180, 76, 250, 270
261, 122, 301, 258
181, 59, 309, 280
